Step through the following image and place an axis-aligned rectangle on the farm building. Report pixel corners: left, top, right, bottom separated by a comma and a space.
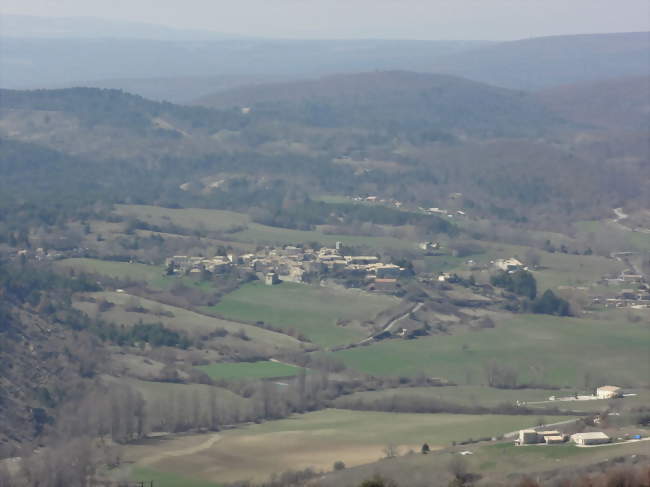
596, 385, 622, 399
544, 435, 565, 444
537, 431, 562, 442
518, 429, 539, 445
517, 429, 566, 445
494, 258, 524, 272
264, 272, 280, 285
570, 432, 610, 445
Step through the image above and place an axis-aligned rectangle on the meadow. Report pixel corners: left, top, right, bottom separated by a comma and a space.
576, 220, 650, 252
114, 204, 251, 233
196, 361, 304, 380
316, 438, 650, 487
114, 204, 419, 250
125, 409, 573, 484
56, 258, 213, 292
205, 281, 398, 348
75, 291, 302, 352
331, 314, 650, 388
332, 386, 554, 408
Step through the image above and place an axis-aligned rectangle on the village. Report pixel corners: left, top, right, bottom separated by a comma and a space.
164, 241, 406, 289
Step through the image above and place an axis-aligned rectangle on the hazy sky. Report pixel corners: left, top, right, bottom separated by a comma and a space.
2, 0, 649, 40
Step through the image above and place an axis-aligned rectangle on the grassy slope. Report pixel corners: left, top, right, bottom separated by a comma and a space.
114, 204, 417, 250
104, 376, 246, 410
332, 314, 650, 388
317, 438, 649, 486
577, 220, 650, 252
130, 409, 572, 484
133, 467, 222, 487
76, 291, 302, 351
333, 386, 554, 408
114, 204, 250, 232
197, 361, 304, 380
333, 386, 650, 413
206, 282, 398, 348
55, 258, 215, 292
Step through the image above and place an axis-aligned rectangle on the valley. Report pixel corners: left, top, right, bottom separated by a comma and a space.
0, 24, 648, 487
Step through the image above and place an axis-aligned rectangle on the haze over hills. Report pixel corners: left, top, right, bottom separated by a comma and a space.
1, 28, 647, 100
56, 75, 289, 104
537, 75, 650, 131
0, 14, 244, 40
428, 32, 650, 90
0, 36, 490, 92
2, 10, 650, 484
195, 70, 565, 137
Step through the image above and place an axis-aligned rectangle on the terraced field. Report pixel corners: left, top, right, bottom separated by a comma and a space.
331, 314, 650, 388
75, 291, 303, 353
205, 281, 398, 348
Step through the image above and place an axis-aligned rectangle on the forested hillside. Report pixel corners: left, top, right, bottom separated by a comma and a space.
537, 75, 650, 131
0, 81, 648, 229
195, 71, 565, 137
429, 32, 650, 90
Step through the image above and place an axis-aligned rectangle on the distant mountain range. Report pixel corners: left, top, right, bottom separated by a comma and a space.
2, 15, 647, 100
0, 14, 244, 41
427, 32, 650, 90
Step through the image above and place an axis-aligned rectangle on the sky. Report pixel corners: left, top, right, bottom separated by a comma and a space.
2, 0, 649, 40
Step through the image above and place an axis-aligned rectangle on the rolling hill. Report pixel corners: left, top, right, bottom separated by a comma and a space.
537, 75, 650, 131
429, 32, 650, 90
195, 70, 566, 137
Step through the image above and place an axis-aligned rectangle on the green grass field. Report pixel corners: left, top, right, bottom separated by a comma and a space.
316, 433, 650, 487
532, 252, 625, 291
197, 361, 304, 380
114, 204, 250, 233
205, 282, 398, 348
576, 220, 650, 252
232, 223, 416, 250
56, 258, 214, 292
332, 386, 555, 409
127, 409, 573, 484
104, 376, 247, 409
331, 314, 650, 388
115, 204, 418, 250
132, 467, 221, 487
75, 291, 302, 352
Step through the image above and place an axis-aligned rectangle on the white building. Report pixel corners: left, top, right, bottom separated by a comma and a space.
596, 385, 622, 399
494, 258, 524, 272
570, 432, 610, 446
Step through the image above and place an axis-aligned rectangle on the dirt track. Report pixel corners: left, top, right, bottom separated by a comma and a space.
138, 433, 222, 466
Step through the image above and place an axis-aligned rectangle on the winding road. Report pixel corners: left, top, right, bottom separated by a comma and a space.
358, 302, 424, 345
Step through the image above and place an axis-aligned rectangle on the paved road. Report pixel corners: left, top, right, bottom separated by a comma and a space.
358, 302, 424, 345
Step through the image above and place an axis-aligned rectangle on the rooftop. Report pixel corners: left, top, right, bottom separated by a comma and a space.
571, 432, 609, 440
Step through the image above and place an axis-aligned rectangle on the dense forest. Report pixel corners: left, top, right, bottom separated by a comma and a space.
1, 78, 648, 235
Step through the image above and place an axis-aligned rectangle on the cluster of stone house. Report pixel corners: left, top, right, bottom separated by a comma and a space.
517, 429, 612, 446
594, 287, 650, 308
165, 243, 405, 285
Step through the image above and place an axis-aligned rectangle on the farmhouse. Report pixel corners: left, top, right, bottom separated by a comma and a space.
596, 385, 622, 399
265, 272, 280, 285
570, 432, 610, 445
544, 435, 566, 444
419, 241, 441, 252
517, 429, 566, 445
494, 258, 524, 272
518, 429, 538, 445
